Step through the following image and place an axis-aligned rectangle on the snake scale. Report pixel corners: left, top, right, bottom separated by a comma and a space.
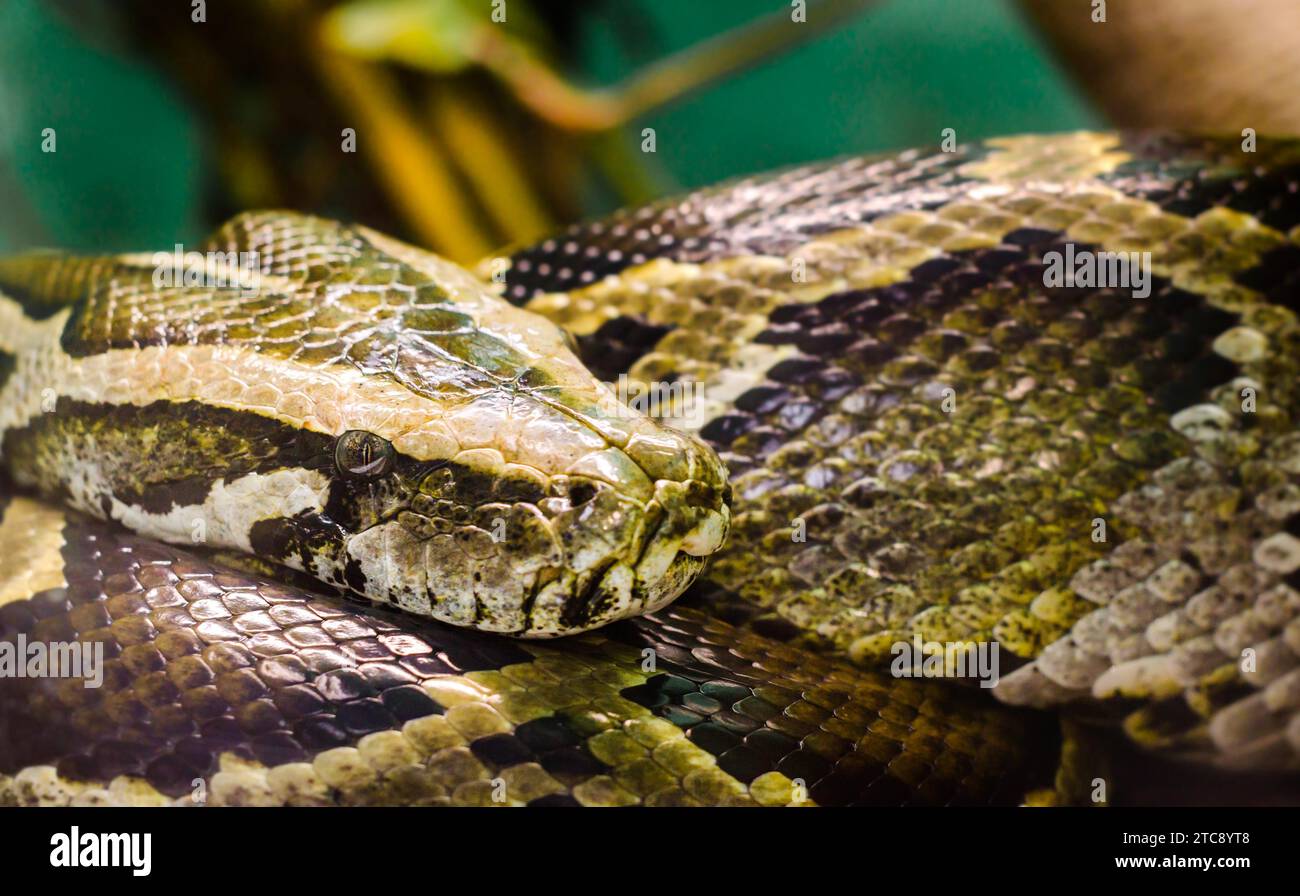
2, 132, 1300, 806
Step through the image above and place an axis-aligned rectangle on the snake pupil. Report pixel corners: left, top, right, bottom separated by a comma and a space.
335, 430, 394, 479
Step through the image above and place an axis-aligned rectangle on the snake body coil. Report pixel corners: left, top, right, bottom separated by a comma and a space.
2, 132, 1300, 805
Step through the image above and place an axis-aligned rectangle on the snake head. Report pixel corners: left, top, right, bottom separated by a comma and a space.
277, 225, 732, 636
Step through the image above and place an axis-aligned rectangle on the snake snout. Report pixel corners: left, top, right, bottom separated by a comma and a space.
652, 477, 730, 557
620, 426, 729, 541
625, 427, 732, 557
513, 423, 731, 637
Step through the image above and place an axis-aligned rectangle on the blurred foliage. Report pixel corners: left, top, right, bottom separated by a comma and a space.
0, 0, 203, 252
0, 0, 1099, 259
582, 0, 1100, 190
321, 0, 551, 73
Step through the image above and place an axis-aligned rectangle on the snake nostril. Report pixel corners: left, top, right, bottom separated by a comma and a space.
568, 481, 599, 507
685, 479, 721, 510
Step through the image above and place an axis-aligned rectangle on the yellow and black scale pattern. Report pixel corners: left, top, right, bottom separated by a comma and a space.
2, 132, 1300, 805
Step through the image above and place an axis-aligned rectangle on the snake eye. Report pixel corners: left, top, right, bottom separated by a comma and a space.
334, 430, 394, 479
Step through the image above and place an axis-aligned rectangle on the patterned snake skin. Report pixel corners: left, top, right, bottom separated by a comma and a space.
3, 132, 1300, 806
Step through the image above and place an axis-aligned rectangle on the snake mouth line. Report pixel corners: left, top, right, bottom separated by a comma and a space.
336, 464, 728, 637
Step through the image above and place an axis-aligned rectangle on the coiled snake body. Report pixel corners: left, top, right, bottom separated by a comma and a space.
2, 132, 1300, 806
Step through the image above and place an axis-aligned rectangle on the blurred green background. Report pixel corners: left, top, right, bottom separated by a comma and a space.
0, 0, 1099, 254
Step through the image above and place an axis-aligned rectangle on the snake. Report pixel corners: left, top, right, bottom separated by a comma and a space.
2, 131, 1300, 806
